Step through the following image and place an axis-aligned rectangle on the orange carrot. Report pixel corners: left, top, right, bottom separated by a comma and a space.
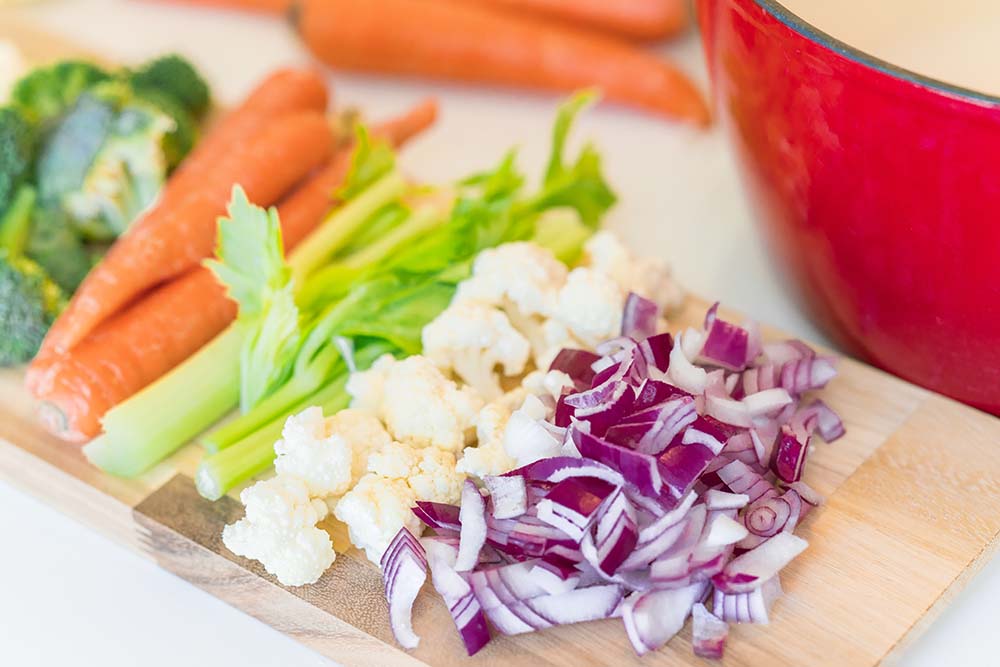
34, 110, 333, 363
294, 0, 708, 125
146, 0, 291, 13
464, 0, 688, 42
28, 101, 439, 442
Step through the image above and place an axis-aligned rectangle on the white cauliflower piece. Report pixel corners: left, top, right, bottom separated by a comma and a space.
222, 476, 335, 586
555, 267, 626, 347
326, 408, 393, 482
503, 394, 563, 466
457, 399, 518, 478
346, 353, 396, 414
378, 355, 484, 451
273, 407, 392, 497
334, 474, 422, 563
422, 301, 531, 400
455, 242, 568, 318
584, 231, 684, 312
367, 441, 466, 504
273, 407, 354, 497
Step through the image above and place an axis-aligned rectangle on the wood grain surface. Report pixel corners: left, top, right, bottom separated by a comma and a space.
2, 24, 1000, 667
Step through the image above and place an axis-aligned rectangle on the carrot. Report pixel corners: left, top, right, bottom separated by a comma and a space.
294, 0, 708, 125
34, 110, 334, 362
28, 101, 439, 442
146, 0, 291, 13
463, 0, 688, 42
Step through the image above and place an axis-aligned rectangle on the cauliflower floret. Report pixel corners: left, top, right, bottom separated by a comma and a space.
422, 301, 531, 400
222, 476, 335, 586
367, 441, 466, 504
457, 399, 518, 478
522, 369, 575, 400
334, 474, 422, 563
555, 267, 625, 347
273, 407, 392, 497
273, 407, 355, 497
346, 353, 396, 414
325, 408, 393, 482
455, 242, 568, 318
377, 355, 485, 451
584, 231, 684, 313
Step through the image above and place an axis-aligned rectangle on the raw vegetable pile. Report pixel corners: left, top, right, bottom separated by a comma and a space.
0, 52, 210, 364
383, 297, 843, 659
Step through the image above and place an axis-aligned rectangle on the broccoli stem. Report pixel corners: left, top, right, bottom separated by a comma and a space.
0, 185, 36, 256
289, 170, 408, 281
84, 326, 242, 477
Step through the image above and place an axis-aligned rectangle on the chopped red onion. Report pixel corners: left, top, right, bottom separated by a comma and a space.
713, 575, 783, 624
667, 332, 708, 394
548, 348, 601, 388
772, 425, 808, 483
692, 602, 728, 660
699, 306, 750, 371
712, 532, 807, 594
621, 292, 659, 340
704, 489, 750, 511
423, 538, 492, 655
456, 481, 487, 571
780, 356, 837, 395
380, 528, 428, 649
621, 583, 707, 655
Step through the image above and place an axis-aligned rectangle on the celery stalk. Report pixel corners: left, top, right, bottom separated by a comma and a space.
289, 170, 408, 281
84, 326, 242, 477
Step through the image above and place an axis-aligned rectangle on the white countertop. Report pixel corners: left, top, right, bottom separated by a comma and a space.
1, 1, 996, 664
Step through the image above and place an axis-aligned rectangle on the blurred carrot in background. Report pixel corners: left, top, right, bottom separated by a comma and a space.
31, 69, 331, 362
28, 99, 439, 443
149, 0, 291, 13
294, 0, 709, 125
463, 0, 688, 41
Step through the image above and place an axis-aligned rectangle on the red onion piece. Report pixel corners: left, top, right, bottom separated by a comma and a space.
423, 539, 492, 655
548, 348, 601, 388
621, 292, 659, 339
762, 339, 815, 366
504, 456, 625, 487
536, 477, 615, 541
712, 532, 807, 594
713, 575, 783, 624
456, 481, 487, 571
621, 583, 707, 655
657, 441, 716, 496
772, 425, 809, 483
699, 312, 750, 372
638, 332, 673, 372
484, 475, 528, 520
412, 501, 461, 532
692, 602, 728, 660
380, 528, 428, 649
780, 356, 837, 395
524, 584, 624, 627
573, 430, 664, 499
704, 489, 750, 511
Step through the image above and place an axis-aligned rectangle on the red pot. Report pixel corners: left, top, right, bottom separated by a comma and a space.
697, 0, 1000, 413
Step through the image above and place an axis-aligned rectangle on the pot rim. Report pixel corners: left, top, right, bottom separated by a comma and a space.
757, 0, 1000, 106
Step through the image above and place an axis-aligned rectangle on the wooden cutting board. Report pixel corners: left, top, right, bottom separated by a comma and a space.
3, 22, 1000, 667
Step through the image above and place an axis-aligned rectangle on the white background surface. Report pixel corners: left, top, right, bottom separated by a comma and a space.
0, 1, 997, 665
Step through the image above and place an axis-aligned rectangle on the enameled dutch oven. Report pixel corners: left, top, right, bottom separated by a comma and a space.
696, 0, 1000, 414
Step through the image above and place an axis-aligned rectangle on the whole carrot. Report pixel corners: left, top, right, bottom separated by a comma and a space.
146, 0, 291, 13
29, 101, 439, 442
34, 110, 333, 363
464, 0, 687, 42
294, 0, 708, 125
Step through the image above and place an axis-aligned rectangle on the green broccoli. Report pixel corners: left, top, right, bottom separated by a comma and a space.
133, 87, 198, 169
0, 107, 37, 216
128, 54, 211, 118
25, 203, 93, 292
10, 60, 111, 126
0, 184, 65, 366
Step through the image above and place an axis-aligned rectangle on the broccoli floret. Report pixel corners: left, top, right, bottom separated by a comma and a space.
0, 187, 64, 366
128, 54, 210, 118
0, 251, 65, 365
35, 93, 115, 206
134, 87, 198, 169
25, 204, 93, 292
0, 107, 37, 215
63, 101, 174, 239
10, 60, 111, 126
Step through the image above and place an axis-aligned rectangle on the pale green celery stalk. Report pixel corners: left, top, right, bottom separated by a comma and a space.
86, 173, 408, 478
200, 345, 344, 453
289, 170, 408, 282
297, 205, 443, 308
531, 207, 593, 264
196, 374, 352, 500
84, 326, 242, 477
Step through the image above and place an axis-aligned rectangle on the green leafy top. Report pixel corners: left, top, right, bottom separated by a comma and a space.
337, 124, 396, 201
